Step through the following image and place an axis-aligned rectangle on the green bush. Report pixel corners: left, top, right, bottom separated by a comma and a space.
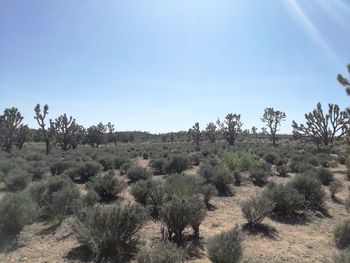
97, 156, 115, 171
4, 169, 30, 191
114, 155, 130, 169
27, 176, 80, 222
317, 153, 331, 167
221, 151, 260, 172
334, 249, 350, 263
50, 160, 72, 175
68, 161, 102, 183
150, 158, 166, 175
200, 183, 218, 207
334, 220, 350, 249
263, 183, 305, 217
164, 174, 204, 199
314, 167, 334, 186
189, 152, 202, 166
27, 161, 46, 181
207, 226, 243, 263
131, 179, 161, 205
289, 160, 313, 173
160, 197, 206, 244
199, 164, 233, 195
0, 192, 38, 236
240, 194, 274, 228
249, 167, 269, 187
264, 152, 280, 164
136, 241, 184, 263
88, 171, 126, 201
329, 179, 342, 198
291, 174, 326, 208
73, 204, 147, 262
164, 155, 190, 174
127, 165, 152, 182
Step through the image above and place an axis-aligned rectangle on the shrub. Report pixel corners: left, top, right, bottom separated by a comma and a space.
334, 220, 350, 249
68, 161, 102, 183
314, 167, 334, 186
249, 167, 269, 187
160, 197, 206, 245
131, 179, 161, 205
74, 204, 147, 262
276, 163, 288, 177
346, 195, 350, 212
136, 241, 184, 263
199, 164, 233, 195
0, 192, 38, 237
164, 174, 204, 199
291, 174, 326, 208
200, 183, 218, 207
164, 155, 190, 174
240, 194, 274, 228
4, 169, 30, 191
27, 176, 80, 222
263, 183, 305, 217
114, 155, 130, 169
308, 157, 320, 166
207, 226, 243, 263
317, 153, 331, 167
142, 152, 149, 160
221, 151, 260, 172
264, 152, 280, 164
74, 190, 100, 211
189, 152, 202, 166
27, 161, 46, 181
337, 155, 346, 165
97, 156, 115, 171
127, 165, 152, 182
150, 158, 166, 175
146, 182, 166, 220
120, 161, 132, 175
50, 160, 72, 175
289, 160, 312, 173
88, 171, 126, 201
334, 250, 350, 263
329, 179, 342, 198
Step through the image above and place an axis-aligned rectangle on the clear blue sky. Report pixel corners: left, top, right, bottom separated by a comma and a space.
0, 0, 349, 133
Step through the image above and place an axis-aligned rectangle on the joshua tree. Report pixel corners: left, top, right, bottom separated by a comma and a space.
34, 104, 51, 154
15, 124, 29, 150
292, 103, 348, 146
50, 114, 82, 151
189, 122, 202, 148
217, 113, 243, 146
261, 108, 286, 146
205, 122, 217, 143
0, 107, 24, 153
337, 64, 350, 96
251, 126, 258, 138
106, 122, 117, 146
85, 122, 107, 148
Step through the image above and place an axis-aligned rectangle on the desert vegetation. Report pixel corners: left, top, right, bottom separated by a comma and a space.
0, 66, 350, 263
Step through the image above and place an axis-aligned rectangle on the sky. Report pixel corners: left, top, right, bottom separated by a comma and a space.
0, 0, 350, 134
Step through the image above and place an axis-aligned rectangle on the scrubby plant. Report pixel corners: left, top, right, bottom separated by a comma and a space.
136, 241, 184, 263
74, 190, 100, 211
114, 155, 130, 169
164, 174, 204, 199
27, 161, 46, 181
240, 194, 274, 228
199, 163, 233, 196
334, 220, 350, 249
329, 179, 342, 198
346, 195, 350, 212
289, 160, 313, 173
0, 192, 38, 237
150, 158, 166, 175
249, 166, 269, 187
50, 160, 73, 175
314, 167, 334, 186
88, 171, 126, 201
207, 226, 243, 263
4, 169, 30, 191
164, 155, 190, 174
73, 204, 147, 262
264, 152, 280, 164
27, 176, 80, 222
131, 179, 161, 205
68, 161, 102, 183
263, 183, 305, 217
160, 197, 206, 245
291, 174, 326, 208
127, 165, 152, 182
334, 249, 350, 263
97, 156, 115, 171
146, 182, 166, 220
200, 183, 218, 207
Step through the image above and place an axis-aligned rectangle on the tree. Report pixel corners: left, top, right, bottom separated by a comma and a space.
337, 64, 350, 96
85, 122, 107, 148
34, 104, 51, 154
50, 114, 82, 151
15, 124, 29, 150
292, 103, 348, 146
251, 126, 258, 138
205, 122, 217, 143
106, 122, 117, 146
0, 107, 24, 153
217, 113, 243, 146
189, 122, 201, 148
261, 108, 286, 146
